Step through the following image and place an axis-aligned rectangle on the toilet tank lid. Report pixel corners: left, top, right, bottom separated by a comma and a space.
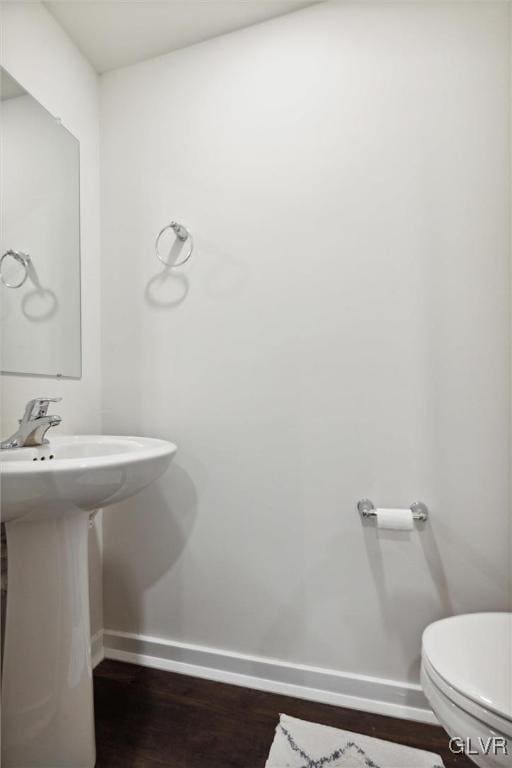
422, 613, 512, 721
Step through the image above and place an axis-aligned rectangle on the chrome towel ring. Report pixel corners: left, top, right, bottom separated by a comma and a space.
0, 250, 31, 289
155, 221, 193, 268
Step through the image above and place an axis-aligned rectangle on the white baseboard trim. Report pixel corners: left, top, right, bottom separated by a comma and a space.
101, 629, 436, 724
91, 629, 105, 669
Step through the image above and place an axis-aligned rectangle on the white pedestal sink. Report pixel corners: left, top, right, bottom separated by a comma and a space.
0, 435, 177, 768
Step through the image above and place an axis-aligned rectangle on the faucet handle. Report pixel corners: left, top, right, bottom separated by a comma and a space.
24, 397, 62, 420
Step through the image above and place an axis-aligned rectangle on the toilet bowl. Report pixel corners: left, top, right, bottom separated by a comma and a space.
421, 613, 512, 768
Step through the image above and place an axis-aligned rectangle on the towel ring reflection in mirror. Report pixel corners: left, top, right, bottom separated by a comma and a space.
0, 250, 31, 289
155, 221, 193, 268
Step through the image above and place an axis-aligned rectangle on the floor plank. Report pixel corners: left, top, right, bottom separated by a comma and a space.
94, 660, 474, 768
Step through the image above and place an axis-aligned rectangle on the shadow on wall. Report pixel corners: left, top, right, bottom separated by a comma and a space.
144, 235, 249, 310
103, 462, 198, 632
248, 518, 453, 688
362, 512, 511, 669
21, 260, 59, 322
145, 267, 189, 309
1, 259, 59, 324
362, 520, 454, 681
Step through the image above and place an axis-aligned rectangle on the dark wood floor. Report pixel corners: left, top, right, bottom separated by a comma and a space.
94, 660, 474, 768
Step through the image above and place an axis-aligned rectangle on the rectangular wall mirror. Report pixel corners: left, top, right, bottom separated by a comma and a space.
0, 67, 81, 378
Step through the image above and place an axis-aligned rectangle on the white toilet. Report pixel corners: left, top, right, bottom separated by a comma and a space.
421, 613, 512, 768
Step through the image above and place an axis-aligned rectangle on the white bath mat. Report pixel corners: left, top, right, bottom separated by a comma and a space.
265, 714, 444, 768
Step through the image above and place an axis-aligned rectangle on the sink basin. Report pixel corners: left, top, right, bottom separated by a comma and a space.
1, 435, 176, 522
1, 434, 177, 768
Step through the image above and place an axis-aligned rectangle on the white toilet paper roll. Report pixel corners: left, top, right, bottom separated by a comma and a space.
376, 508, 414, 531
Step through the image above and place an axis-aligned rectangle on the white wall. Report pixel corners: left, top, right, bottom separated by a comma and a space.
100, 1, 511, 701
0, 1, 103, 637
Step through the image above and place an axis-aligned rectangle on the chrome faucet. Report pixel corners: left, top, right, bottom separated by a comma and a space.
1, 397, 62, 449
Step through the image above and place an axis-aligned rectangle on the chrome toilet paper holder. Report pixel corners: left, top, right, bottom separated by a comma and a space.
357, 499, 429, 522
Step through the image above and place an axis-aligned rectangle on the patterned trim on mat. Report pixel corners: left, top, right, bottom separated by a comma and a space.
279, 724, 445, 768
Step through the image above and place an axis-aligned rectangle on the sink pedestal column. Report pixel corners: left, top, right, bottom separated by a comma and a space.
2, 510, 96, 768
